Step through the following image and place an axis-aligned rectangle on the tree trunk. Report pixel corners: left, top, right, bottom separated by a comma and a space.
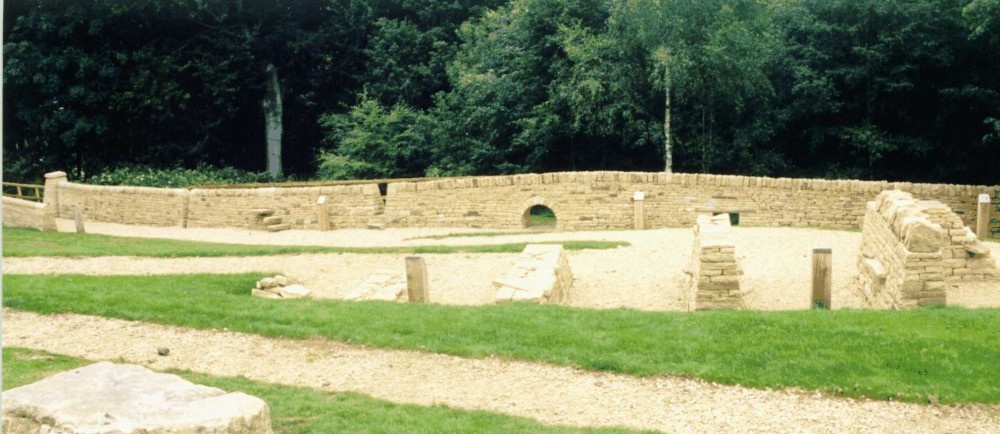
663, 81, 673, 173
263, 64, 283, 177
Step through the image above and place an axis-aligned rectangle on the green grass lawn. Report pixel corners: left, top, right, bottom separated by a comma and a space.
2, 348, 645, 434
6, 274, 1000, 404
1, 227, 627, 257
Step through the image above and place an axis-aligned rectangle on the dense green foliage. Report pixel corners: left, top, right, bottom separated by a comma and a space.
4, 0, 999, 183
86, 164, 282, 187
3, 349, 643, 433
7, 273, 1000, 403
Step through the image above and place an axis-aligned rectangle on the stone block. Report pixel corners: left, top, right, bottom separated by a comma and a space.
2, 362, 272, 434
251, 289, 281, 299
278, 284, 311, 299
493, 244, 572, 304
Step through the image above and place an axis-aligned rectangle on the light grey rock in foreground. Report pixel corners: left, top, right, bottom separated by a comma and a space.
2, 362, 272, 434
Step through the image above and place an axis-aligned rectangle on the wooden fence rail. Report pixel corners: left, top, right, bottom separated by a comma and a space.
2, 182, 44, 202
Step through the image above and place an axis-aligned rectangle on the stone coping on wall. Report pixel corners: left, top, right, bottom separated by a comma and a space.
387, 171, 997, 196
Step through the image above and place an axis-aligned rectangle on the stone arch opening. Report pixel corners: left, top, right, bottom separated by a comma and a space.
520, 196, 560, 229
523, 205, 557, 228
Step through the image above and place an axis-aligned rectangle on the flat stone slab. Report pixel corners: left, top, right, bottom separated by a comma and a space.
346, 269, 406, 301
2, 362, 272, 434
494, 244, 572, 304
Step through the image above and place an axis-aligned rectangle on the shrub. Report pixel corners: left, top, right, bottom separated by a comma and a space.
86, 164, 283, 188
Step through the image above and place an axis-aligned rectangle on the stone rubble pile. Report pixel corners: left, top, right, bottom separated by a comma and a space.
684, 214, 744, 310
251, 275, 311, 299
2, 362, 273, 434
494, 244, 573, 304
345, 269, 407, 301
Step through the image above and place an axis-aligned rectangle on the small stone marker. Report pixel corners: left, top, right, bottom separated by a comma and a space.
157, 347, 170, 356
977, 194, 991, 239
633, 191, 645, 230
405, 256, 430, 303
73, 204, 86, 233
812, 248, 832, 309
317, 195, 329, 231
1, 362, 273, 433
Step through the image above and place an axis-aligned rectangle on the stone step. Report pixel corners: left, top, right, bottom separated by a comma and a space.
262, 216, 283, 225
267, 223, 291, 232
367, 222, 386, 230
250, 208, 274, 217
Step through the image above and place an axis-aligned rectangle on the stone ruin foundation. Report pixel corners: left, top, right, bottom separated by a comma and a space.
345, 269, 408, 302
684, 214, 744, 310
494, 244, 573, 304
857, 190, 999, 309
2, 362, 272, 434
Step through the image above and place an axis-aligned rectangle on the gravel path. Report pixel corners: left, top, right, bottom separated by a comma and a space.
5, 309, 1000, 434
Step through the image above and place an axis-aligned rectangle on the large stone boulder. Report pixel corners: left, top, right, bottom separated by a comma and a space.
2, 362, 272, 434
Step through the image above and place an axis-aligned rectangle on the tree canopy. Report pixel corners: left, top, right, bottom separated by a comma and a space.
4, 0, 999, 185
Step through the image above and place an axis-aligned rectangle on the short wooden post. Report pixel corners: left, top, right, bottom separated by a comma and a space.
73, 205, 86, 234
977, 194, 991, 239
317, 195, 329, 231
405, 256, 429, 303
633, 191, 645, 230
812, 248, 832, 309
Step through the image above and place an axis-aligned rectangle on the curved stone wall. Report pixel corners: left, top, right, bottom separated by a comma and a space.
41, 170, 997, 231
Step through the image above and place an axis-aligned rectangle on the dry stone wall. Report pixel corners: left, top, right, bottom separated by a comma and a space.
56, 181, 189, 227
2, 196, 56, 231
186, 184, 381, 230
39, 170, 996, 231
920, 200, 999, 282
384, 172, 996, 230
857, 191, 950, 309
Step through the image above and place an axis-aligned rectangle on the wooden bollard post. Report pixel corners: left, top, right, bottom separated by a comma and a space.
633, 191, 645, 230
317, 195, 329, 231
73, 205, 86, 234
405, 256, 429, 303
812, 248, 832, 309
977, 194, 991, 239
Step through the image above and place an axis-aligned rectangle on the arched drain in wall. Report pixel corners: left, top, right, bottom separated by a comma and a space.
524, 205, 557, 228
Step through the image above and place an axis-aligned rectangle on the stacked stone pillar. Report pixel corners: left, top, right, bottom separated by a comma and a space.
685, 214, 744, 310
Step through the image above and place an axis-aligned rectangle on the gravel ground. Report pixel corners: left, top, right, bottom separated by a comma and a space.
8, 219, 997, 310
5, 221, 1000, 432
5, 309, 1000, 434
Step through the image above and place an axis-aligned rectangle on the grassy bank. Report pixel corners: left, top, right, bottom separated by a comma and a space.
2, 348, 642, 433
2, 227, 627, 257
6, 274, 1000, 404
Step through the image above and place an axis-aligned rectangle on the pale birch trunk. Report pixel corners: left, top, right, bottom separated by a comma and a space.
663, 77, 673, 173
263, 64, 283, 177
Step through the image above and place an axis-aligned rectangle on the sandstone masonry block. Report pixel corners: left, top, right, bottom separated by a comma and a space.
2, 362, 272, 433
